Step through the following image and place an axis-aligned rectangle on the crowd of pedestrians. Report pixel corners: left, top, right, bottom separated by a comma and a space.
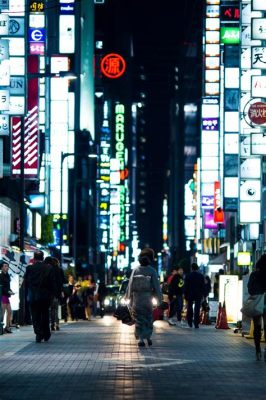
1, 247, 266, 361
0, 250, 105, 341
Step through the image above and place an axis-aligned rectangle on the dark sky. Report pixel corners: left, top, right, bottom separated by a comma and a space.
96, 0, 202, 251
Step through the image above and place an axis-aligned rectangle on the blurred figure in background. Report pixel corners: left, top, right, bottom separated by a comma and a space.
247, 254, 266, 361
24, 251, 57, 342
44, 256, 63, 331
126, 248, 162, 347
167, 267, 184, 326
0, 261, 15, 333
184, 263, 205, 329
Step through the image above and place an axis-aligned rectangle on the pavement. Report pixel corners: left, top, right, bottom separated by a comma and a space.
0, 317, 265, 400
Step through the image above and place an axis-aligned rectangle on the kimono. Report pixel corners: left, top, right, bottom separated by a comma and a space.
126, 265, 162, 340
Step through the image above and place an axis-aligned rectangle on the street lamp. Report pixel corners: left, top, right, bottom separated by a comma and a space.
60, 150, 98, 265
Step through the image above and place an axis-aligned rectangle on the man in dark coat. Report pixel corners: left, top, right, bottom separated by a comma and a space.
184, 263, 205, 328
168, 267, 184, 326
24, 251, 57, 342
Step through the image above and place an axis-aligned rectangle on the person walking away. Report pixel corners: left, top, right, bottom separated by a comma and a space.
125, 248, 162, 347
0, 261, 15, 333
184, 263, 205, 328
247, 254, 266, 361
168, 267, 184, 326
24, 251, 57, 342
44, 256, 63, 331
97, 281, 107, 318
204, 275, 211, 301
66, 275, 75, 321
81, 275, 95, 321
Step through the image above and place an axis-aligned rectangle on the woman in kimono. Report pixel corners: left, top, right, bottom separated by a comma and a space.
126, 248, 162, 347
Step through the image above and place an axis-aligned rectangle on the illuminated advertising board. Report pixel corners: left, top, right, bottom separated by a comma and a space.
240, 180, 261, 201
252, 0, 266, 11
252, 18, 266, 40
59, 15, 75, 54
114, 103, 126, 251
221, 27, 240, 44
101, 53, 126, 79
251, 47, 266, 69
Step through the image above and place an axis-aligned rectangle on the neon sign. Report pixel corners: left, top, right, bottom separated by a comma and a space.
100, 53, 126, 79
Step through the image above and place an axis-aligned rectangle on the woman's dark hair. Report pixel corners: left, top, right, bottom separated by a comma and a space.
44, 256, 60, 268
139, 248, 155, 266
255, 254, 266, 291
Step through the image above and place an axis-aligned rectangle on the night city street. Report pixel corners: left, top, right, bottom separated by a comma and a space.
0, 318, 265, 400
1, 0, 266, 399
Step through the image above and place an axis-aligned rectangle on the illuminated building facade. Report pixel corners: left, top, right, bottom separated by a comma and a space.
197, 0, 266, 271
0, 0, 96, 269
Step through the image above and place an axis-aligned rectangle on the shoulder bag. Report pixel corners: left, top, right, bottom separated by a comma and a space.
240, 293, 265, 318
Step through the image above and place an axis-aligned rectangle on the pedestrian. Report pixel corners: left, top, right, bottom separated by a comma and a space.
0, 261, 15, 333
24, 250, 57, 343
204, 275, 211, 301
44, 256, 64, 331
184, 262, 205, 328
66, 275, 75, 321
97, 280, 107, 318
125, 248, 162, 347
247, 254, 266, 361
81, 274, 95, 321
167, 266, 184, 326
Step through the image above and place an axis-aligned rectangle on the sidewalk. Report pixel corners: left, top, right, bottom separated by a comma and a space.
0, 317, 265, 400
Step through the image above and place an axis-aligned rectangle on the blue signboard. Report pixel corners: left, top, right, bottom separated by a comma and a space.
28, 28, 45, 43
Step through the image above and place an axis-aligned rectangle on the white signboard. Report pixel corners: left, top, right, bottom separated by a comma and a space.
240, 201, 261, 223
251, 133, 266, 154
0, 89, 9, 110
224, 134, 239, 154
251, 75, 266, 97
59, 15, 75, 54
240, 136, 251, 157
242, 25, 261, 46
241, 47, 251, 69
252, 47, 266, 69
219, 275, 239, 323
252, 0, 266, 11
3, 95, 25, 115
240, 179, 261, 201
0, 115, 9, 135
0, 39, 9, 60
0, 59, 10, 86
240, 157, 261, 178
0, 14, 8, 34
252, 18, 266, 40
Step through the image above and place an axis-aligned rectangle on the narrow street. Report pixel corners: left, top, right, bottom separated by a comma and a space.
0, 317, 264, 400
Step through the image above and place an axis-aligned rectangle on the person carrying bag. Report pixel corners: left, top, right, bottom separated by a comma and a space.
243, 254, 266, 361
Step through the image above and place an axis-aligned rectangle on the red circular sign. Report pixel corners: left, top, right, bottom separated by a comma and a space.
100, 53, 126, 79
248, 102, 266, 125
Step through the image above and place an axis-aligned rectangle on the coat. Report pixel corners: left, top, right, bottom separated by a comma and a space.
184, 270, 205, 301
125, 265, 162, 340
24, 261, 57, 303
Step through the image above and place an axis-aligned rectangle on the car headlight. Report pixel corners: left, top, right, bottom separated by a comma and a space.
104, 298, 110, 306
152, 298, 158, 306
120, 298, 130, 305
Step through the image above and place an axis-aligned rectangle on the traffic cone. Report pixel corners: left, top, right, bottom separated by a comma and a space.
215, 302, 222, 328
216, 301, 230, 329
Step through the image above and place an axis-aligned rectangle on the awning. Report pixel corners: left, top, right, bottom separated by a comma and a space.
208, 252, 227, 265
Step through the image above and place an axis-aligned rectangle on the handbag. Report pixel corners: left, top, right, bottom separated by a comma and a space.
113, 304, 135, 326
240, 294, 265, 318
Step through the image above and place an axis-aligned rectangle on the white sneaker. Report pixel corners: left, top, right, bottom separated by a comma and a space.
168, 318, 176, 326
